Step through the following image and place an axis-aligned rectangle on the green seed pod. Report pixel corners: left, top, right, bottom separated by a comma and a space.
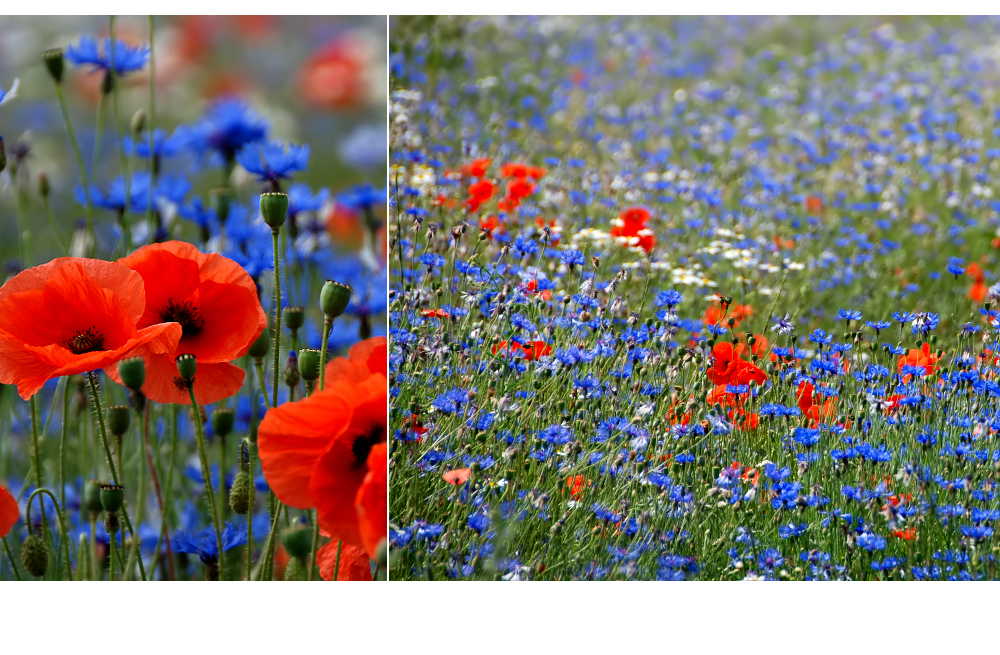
281, 526, 312, 561
104, 511, 120, 535
320, 280, 352, 319
284, 352, 300, 389
20, 534, 48, 577
297, 349, 322, 381
117, 356, 146, 392
130, 108, 146, 135
107, 405, 131, 437
259, 192, 288, 229
175, 353, 197, 382
82, 479, 104, 516
42, 48, 64, 83
248, 329, 270, 362
210, 187, 231, 223
283, 306, 305, 331
99, 484, 125, 513
211, 408, 235, 438
38, 173, 50, 198
228, 470, 252, 515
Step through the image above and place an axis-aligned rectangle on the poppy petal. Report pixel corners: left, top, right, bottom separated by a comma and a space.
317, 540, 371, 581
0, 483, 19, 538
356, 443, 387, 557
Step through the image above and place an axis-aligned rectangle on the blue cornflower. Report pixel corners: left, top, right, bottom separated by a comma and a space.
176, 98, 268, 161
856, 532, 886, 552
338, 183, 384, 213
122, 128, 185, 158
947, 262, 966, 276
655, 290, 684, 307
418, 253, 446, 269
757, 548, 785, 570
179, 198, 221, 236
66, 36, 149, 75
173, 522, 247, 565
0, 78, 19, 108
236, 140, 309, 184
865, 320, 891, 332
838, 309, 862, 322
771, 313, 795, 335
560, 249, 586, 267
288, 182, 329, 217
808, 329, 833, 345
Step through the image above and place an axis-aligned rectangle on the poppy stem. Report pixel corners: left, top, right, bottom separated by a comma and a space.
307, 509, 320, 581
58, 378, 69, 517
89, 515, 98, 581
86, 372, 147, 581
332, 539, 343, 581
2, 536, 22, 581
255, 363, 272, 410
28, 396, 51, 573
244, 438, 256, 582
272, 228, 282, 408
319, 317, 332, 391
53, 82, 93, 255
26, 488, 70, 581
259, 501, 283, 580
187, 385, 224, 581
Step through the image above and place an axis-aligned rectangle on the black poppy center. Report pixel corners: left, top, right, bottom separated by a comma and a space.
65, 326, 105, 354
160, 299, 205, 339
352, 424, 386, 468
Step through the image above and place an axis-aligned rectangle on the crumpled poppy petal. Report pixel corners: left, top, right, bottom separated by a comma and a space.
317, 540, 371, 581
356, 443, 387, 557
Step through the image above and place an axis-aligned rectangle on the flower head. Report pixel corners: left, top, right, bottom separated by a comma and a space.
173, 522, 247, 564
0, 483, 18, 538
65, 36, 149, 75
236, 141, 309, 185
176, 98, 268, 162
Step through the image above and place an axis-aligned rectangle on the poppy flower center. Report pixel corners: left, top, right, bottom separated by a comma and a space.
351, 424, 386, 468
160, 299, 205, 339
65, 326, 105, 354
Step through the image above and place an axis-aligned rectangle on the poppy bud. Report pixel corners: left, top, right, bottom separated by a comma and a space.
117, 356, 146, 392
107, 405, 131, 437
320, 280, 352, 320
259, 192, 288, 230
20, 533, 48, 577
298, 349, 321, 381
283, 306, 305, 331
130, 108, 146, 135
38, 173, 50, 198
210, 187, 231, 223
82, 479, 104, 516
175, 353, 197, 382
100, 484, 125, 513
284, 351, 300, 389
281, 526, 312, 560
42, 48, 64, 83
248, 329, 270, 363
228, 470, 252, 515
211, 408, 235, 438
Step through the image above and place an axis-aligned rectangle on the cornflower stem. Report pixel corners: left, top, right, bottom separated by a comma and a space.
26, 488, 70, 581
2, 537, 22, 581
108, 16, 132, 246
319, 317, 332, 391
187, 385, 224, 581
14, 171, 28, 265
332, 539, 343, 581
255, 362, 272, 409
42, 194, 68, 255
308, 509, 320, 581
260, 501, 284, 580
28, 397, 51, 564
86, 372, 147, 581
146, 16, 155, 233
91, 91, 106, 204
272, 227, 283, 409
54, 83, 93, 255
59, 379, 69, 519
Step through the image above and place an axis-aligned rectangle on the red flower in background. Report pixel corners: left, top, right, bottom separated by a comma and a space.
465, 179, 495, 212
707, 342, 767, 387
703, 301, 753, 331
462, 158, 491, 178
610, 206, 656, 253
110, 241, 267, 405
492, 340, 552, 362
897, 342, 939, 381
796, 381, 837, 427
298, 36, 369, 110
316, 539, 372, 581
443, 468, 472, 485
0, 483, 18, 538
0, 258, 182, 400
565, 475, 591, 499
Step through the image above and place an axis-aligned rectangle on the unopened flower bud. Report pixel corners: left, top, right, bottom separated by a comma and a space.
117, 356, 146, 392
320, 280, 352, 319
20, 534, 48, 577
38, 173, 50, 198
298, 349, 321, 381
82, 479, 104, 516
211, 408, 234, 438
259, 192, 288, 230
42, 48, 64, 83
248, 329, 270, 363
107, 405, 131, 437
228, 470, 252, 515
284, 351, 300, 389
99, 484, 125, 513
130, 108, 146, 135
281, 526, 311, 560
210, 187, 231, 223
175, 353, 197, 382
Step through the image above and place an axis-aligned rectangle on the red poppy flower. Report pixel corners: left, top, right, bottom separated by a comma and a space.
257, 337, 387, 558
891, 528, 916, 540
506, 178, 536, 201
0, 258, 182, 400
707, 342, 767, 386
565, 475, 590, 500
443, 468, 472, 485
897, 343, 939, 380
702, 301, 753, 331
421, 309, 450, 319
610, 206, 656, 253
317, 539, 372, 581
500, 162, 529, 178
109, 241, 267, 405
0, 483, 18, 538
480, 215, 501, 235
796, 381, 837, 427
297, 36, 368, 110
492, 340, 552, 362
465, 179, 495, 212
805, 195, 824, 216
462, 158, 491, 178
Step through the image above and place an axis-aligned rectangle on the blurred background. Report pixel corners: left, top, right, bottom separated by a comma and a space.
0, 15, 387, 264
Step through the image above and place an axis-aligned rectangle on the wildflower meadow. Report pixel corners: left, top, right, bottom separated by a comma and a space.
388, 16, 1000, 581
0, 15, 388, 581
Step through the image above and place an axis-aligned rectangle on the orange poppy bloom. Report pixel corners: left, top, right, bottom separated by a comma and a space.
805, 195, 824, 216
317, 539, 372, 581
0, 258, 182, 400
0, 483, 18, 538
891, 528, 916, 540
421, 309, 450, 319
796, 381, 836, 427
492, 340, 552, 361
500, 162, 529, 178
297, 36, 368, 110
707, 342, 767, 387
258, 337, 387, 558
443, 468, 472, 485
462, 158, 491, 178
565, 475, 590, 500
702, 302, 753, 331
897, 343, 939, 380
465, 179, 495, 212
109, 241, 267, 405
